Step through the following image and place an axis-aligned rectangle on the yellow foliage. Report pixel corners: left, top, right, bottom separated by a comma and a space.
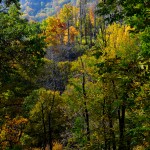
29, 88, 62, 120
89, 8, 94, 26
133, 145, 145, 150
0, 116, 28, 148
70, 54, 99, 78
102, 23, 138, 61
58, 4, 73, 22
52, 142, 63, 150
41, 17, 66, 46
63, 26, 79, 44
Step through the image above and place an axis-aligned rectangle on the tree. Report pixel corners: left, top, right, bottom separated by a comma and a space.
96, 0, 123, 24
0, 0, 19, 12
63, 26, 79, 44
0, 5, 45, 115
41, 16, 66, 46
0, 5, 45, 87
95, 22, 149, 149
58, 3, 74, 45
121, 0, 150, 31
0, 0, 18, 5
0, 116, 28, 149
23, 88, 65, 149
62, 54, 101, 148
96, 0, 150, 31
0, 5, 46, 149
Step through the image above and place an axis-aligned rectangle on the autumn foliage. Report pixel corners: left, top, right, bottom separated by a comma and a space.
42, 17, 67, 46
1, 0, 150, 150
0, 116, 28, 149
64, 26, 79, 44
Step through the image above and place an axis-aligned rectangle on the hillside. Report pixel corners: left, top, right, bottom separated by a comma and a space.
20, 0, 97, 21
1, 0, 150, 149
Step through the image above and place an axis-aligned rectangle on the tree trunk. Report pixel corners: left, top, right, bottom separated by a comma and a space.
48, 64, 57, 150
89, 19, 93, 47
41, 104, 47, 150
108, 110, 116, 150
84, 0, 87, 45
80, 57, 90, 142
84, 17, 87, 45
94, 9, 97, 40
111, 80, 126, 150
102, 98, 108, 150
48, 113, 53, 150
79, 0, 82, 44
67, 20, 70, 45
118, 105, 126, 150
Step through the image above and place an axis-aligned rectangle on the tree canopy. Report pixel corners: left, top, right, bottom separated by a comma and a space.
0, 0, 150, 149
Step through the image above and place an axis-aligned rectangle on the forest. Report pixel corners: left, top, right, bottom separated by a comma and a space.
0, 0, 150, 150
20, 0, 96, 21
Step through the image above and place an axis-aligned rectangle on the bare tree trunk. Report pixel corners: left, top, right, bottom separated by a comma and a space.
80, 57, 90, 142
41, 104, 47, 150
67, 20, 70, 45
48, 113, 53, 150
89, 19, 93, 47
118, 104, 126, 150
100, 23, 107, 47
74, 7, 78, 44
84, 17, 87, 45
102, 98, 108, 150
108, 107, 116, 150
94, 10, 97, 40
79, 0, 83, 44
84, 0, 87, 45
48, 63, 57, 150
111, 80, 126, 150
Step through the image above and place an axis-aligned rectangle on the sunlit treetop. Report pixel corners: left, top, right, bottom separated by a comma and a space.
98, 23, 139, 64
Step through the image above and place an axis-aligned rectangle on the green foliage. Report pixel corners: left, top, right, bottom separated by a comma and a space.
0, 5, 45, 84
93, 22, 150, 149
0, 0, 150, 149
96, 0, 123, 24
0, 5, 46, 96
62, 54, 102, 148
0, 4, 46, 149
140, 26, 150, 57
23, 88, 65, 147
122, 0, 150, 31
96, 0, 150, 31
0, 0, 19, 10
58, 3, 73, 22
